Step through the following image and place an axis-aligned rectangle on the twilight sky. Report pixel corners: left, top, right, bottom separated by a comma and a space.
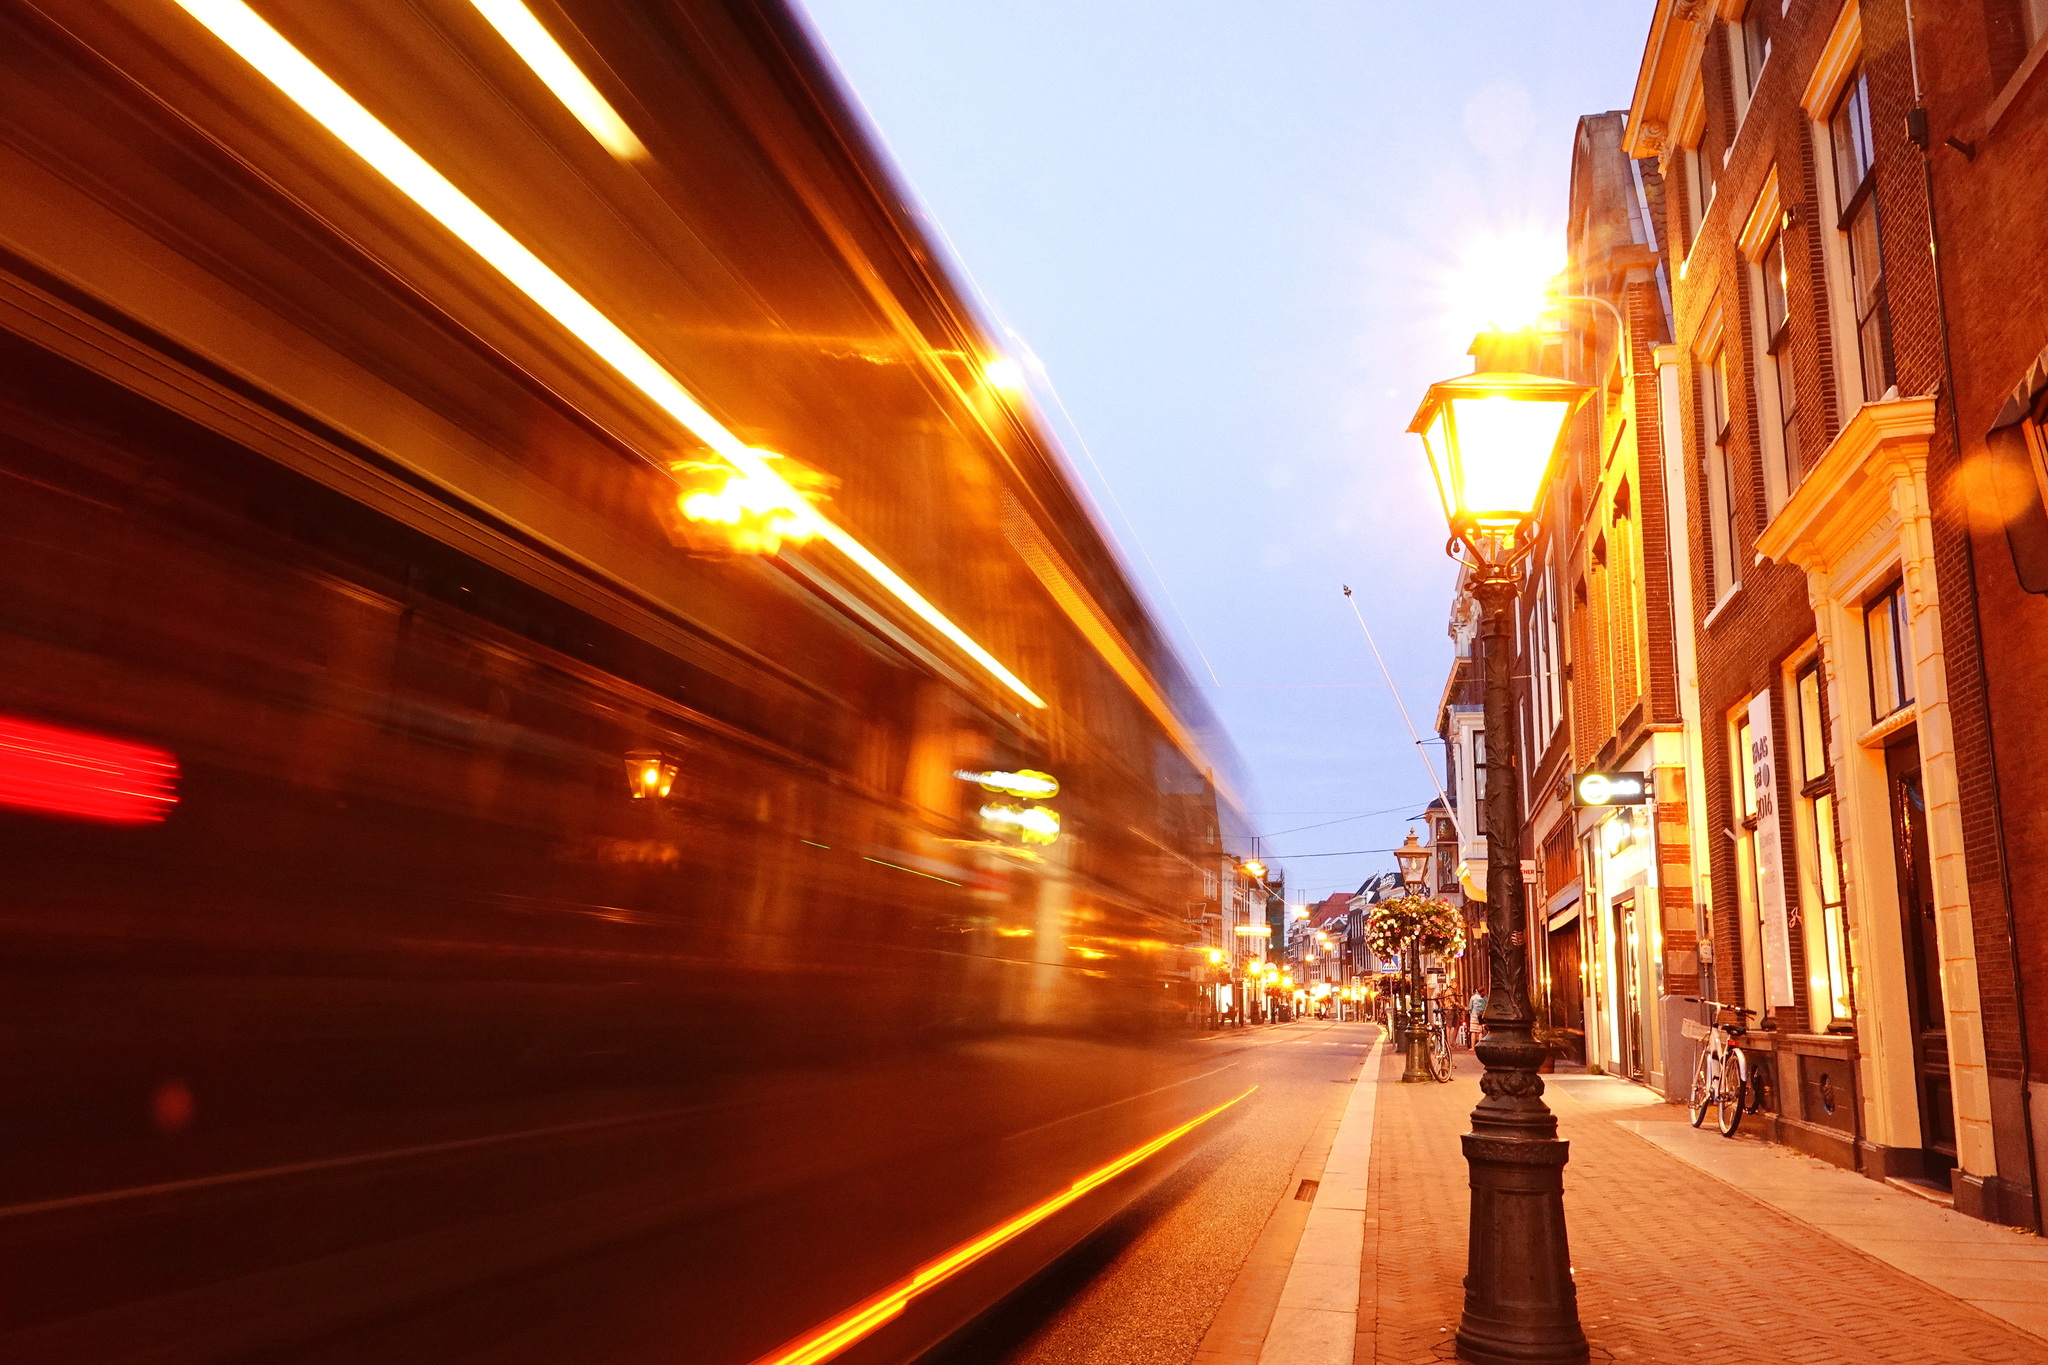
798, 0, 1653, 902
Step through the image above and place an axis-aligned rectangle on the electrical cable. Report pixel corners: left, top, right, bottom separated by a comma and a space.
1342, 584, 1465, 843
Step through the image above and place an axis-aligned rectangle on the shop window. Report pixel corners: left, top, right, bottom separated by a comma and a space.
1865, 580, 1914, 721
1794, 661, 1852, 1028
1828, 70, 1893, 407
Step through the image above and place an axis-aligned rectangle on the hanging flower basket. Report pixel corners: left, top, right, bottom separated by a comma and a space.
1363, 894, 1466, 961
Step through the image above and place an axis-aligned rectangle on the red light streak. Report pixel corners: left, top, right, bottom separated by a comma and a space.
749, 1087, 1256, 1365
0, 716, 179, 824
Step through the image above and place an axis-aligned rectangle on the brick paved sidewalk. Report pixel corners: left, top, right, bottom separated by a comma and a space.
1358, 1047, 2048, 1365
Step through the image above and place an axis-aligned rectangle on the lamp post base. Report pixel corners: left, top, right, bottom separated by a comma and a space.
1456, 1031, 1587, 1365
1400, 1019, 1435, 1083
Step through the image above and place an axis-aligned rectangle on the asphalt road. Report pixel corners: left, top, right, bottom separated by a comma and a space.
928, 1019, 1379, 1365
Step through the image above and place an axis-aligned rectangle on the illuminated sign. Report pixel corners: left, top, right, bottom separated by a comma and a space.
956, 768, 1060, 799
1233, 924, 1272, 937
1573, 770, 1648, 807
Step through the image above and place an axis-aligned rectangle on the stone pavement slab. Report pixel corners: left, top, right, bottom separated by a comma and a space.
1357, 1050, 2048, 1364
1256, 1032, 1384, 1365
1613, 1109, 2048, 1344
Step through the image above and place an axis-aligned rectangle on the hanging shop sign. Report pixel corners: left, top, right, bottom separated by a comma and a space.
1747, 692, 1795, 1007
1572, 770, 1648, 807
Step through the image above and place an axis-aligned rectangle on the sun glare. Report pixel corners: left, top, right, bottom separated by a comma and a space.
1442, 229, 1563, 338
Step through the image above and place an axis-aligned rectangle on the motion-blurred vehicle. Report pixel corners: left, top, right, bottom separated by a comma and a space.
0, 1, 1248, 1360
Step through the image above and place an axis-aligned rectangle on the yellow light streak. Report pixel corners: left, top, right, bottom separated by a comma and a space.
749, 1088, 1255, 1365
171, 0, 1045, 711
978, 802, 1060, 845
466, 0, 644, 159
954, 768, 1060, 799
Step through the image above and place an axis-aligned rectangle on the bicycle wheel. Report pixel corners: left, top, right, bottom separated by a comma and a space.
1427, 1021, 1452, 1082
1716, 1053, 1746, 1136
1689, 1051, 1712, 1128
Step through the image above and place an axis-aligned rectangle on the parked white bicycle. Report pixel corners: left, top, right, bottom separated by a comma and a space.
1683, 1002, 1757, 1136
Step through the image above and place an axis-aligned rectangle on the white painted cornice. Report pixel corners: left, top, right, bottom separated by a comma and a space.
1755, 396, 1938, 571
1626, 0, 1714, 158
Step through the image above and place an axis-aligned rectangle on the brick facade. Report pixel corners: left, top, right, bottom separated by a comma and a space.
1629, 0, 2044, 1229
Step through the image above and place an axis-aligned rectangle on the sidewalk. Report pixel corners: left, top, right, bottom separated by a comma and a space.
1357, 1046, 2048, 1364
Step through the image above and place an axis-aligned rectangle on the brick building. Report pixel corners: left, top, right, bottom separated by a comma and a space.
1625, 0, 2042, 1228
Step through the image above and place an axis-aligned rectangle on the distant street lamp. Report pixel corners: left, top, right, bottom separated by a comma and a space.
1410, 358, 1591, 1365
1392, 827, 1436, 1083
1393, 827, 1432, 889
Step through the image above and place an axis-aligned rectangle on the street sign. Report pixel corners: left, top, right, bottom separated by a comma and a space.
1573, 770, 1648, 807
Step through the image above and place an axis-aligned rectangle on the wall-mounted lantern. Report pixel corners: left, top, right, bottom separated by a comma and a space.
624, 750, 677, 800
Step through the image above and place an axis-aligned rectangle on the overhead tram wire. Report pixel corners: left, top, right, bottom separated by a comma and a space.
1255, 798, 1432, 839
1342, 584, 1464, 844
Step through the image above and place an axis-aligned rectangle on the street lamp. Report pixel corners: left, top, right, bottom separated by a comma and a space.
1393, 827, 1437, 1084
1393, 826, 1432, 889
1411, 356, 1591, 1365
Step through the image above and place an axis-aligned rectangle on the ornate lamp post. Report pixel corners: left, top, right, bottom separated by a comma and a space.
1393, 828, 1435, 1083
1410, 360, 1591, 1365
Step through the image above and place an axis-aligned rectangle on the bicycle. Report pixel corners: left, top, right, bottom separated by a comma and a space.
1422, 998, 1453, 1083
1684, 1002, 1756, 1136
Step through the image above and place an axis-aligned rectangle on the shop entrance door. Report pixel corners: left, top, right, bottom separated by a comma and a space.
1887, 738, 1957, 1185
1610, 890, 1645, 1082
1546, 917, 1585, 1064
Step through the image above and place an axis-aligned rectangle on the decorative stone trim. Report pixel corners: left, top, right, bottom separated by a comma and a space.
1737, 167, 1784, 262
1753, 395, 2002, 1189
1800, 0, 1863, 120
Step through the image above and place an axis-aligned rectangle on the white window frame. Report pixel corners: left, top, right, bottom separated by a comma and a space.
1676, 84, 1711, 261
1738, 170, 1797, 518
1801, 6, 1890, 420
1697, 321, 1740, 603
1730, 0, 1776, 119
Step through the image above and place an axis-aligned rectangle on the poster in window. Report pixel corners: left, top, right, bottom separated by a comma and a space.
1748, 691, 1795, 1005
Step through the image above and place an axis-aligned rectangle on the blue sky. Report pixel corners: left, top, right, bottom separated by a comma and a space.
798, 0, 1653, 901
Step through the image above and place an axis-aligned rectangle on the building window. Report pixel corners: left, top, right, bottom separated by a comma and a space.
1471, 730, 1488, 835
1739, 4, 1773, 101
1756, 225, 1801, 502
1683, 110, 1718, 250
1525, 566, 1563, 747
1829, 70, 1893, 407
1794, 661, 1852, 1027
1700, 345, 1740, 596
1865, 580, 1914, 720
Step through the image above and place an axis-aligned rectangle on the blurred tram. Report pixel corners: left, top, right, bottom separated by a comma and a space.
0, 1, 1253, 1361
